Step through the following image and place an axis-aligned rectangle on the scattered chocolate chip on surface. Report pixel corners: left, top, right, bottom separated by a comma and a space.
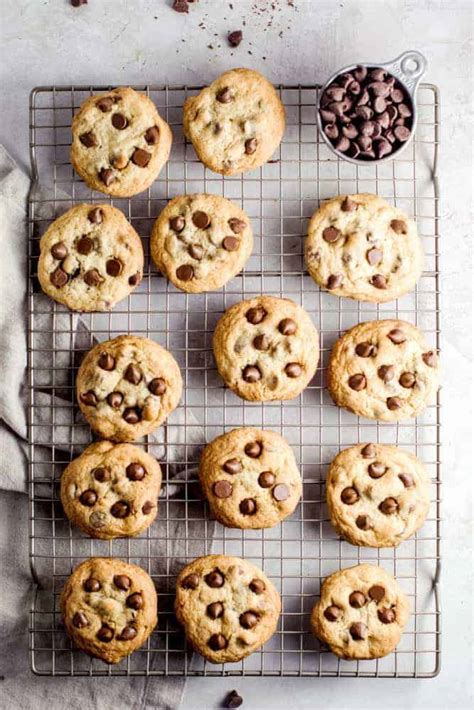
228, 30, 243, 48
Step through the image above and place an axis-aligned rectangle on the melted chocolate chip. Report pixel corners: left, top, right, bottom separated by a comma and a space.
368, 462, 387, 479
98, 352, 115, 370
322, 227, 341, 243
217, 87, 233, 104
80, 390, 97, 406
208, 633, 227, 651
110, 500, 131, 518
79, 131, 98, 148
207, 602, 224, 619
356, 514, 373, 530
142, 501, 154, 514
170, 216, 185, 232
239, 498, 257, 515
149, 378, 167, 395
132, 148, 151, 167
368, 585, 385, 601
205, 570, 225, 588
50, 267, 68, 288
97, 625, 114, 642
88, 207, 103, 224
399, 473, 414, 488
126, 592, 143, 610
213, 480, 233, 498
246, 306, 267, 324
272, 483, 289, 501
348, 374, 366, 390
223, 459, 242, 475
106, 258, 122, 277
97, 97, 113, 113
192, 211, 210, 229
182, 573, 199, 589
378, 607, 396, 624
124, 363, 142, 385
222, 236, 239, 251
355, 342, 376, 358
379, 496, 398, 514
245, 138, 257, 155
341, 487, 359, 504
349, 591, 366, 608
83, 578, 101, 592
107, 391, 123, 408
242, 365, 261, 383
126, 463, 146, 481
176, 264, 194, 281
145, 126, 160, 144
73, 611, 88, 628
244, 441, 262, 458
249, 578, 265, 594
324, 605, 342, 621
253, 334, 270, 351
123, 407, 141, 423
240, 611, 258, 629
350, 622, 367, 640
388, 328, 406, 344
114, 574, 131, 590
258, 471, 275, 488
285, 362, 302, 378
118, 626, 137, 641
228, 218, 246, 234
111, 113, 128, 130
51, 242, 68, 260
361, 443, 376, 458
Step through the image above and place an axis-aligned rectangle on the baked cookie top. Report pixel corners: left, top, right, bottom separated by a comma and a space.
327, 319, 439, 421
213, 296, 320, 402
76, 335, 182, 442
326, 443, 430, 547
70, 87, 172, 197
60, 557, 157, 664
60, 441, 162, 540
310, 563, 409, 660
183, 68, 286, 176
305, 194, 423, 302
37, 204, 144, 312
175, 554, 281, 664
199, 428, 302, 529
150, 193, 253, 293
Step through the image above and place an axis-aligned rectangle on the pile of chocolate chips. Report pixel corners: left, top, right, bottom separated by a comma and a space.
319, 66, 414, 160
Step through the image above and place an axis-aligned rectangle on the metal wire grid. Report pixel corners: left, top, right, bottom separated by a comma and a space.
28, 83, 441, 677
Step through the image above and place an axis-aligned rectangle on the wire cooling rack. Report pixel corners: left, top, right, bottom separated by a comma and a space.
27, 84, 441, 677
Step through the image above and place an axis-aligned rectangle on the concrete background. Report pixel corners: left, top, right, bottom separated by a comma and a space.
0, 1, 472, 708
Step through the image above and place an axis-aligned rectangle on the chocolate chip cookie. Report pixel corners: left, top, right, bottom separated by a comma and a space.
310, 563, 409, 660
305, 194, 423, 302
183, 68, 286, 175
60, 441, 162, 539
213, 296, 319, 402
60, 557, 157, 664
175, 555, 281, 663
71, 87, 172, 197
327, 319, 439, 420
199, 428, 302, 529
37, 204, 144, 312
150, 193, 253, 293
76, 335, 182, 442
326, 443, 430, 547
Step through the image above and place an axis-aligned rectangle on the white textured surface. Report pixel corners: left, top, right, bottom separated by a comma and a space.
0, 1, 472, 708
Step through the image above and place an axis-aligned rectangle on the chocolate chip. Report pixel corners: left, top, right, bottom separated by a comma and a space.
240, 611, 258, 629
367, 248, 383, 265
149, 378, 167, 395
217, 87, 233, 103
213, 480, 233, 498
272, 483, 289, 502
182, 573, 199, 590
99, 168, 115, 186
361, 443, 376, 458
79, 131, 98, 148
341, 487, 359, 505
98, 352, 115, 370
118, 626, 137, 641
240, 498, 257, 515
84, 268, 102, 286
172, 0, 190, 12
71, 0, 88, 7
324, 605, 342, 622
104, 259, 122, 279
278, 318, 297, 336
73, 611, 88, 628
228, 218, 246, 235
131, 148, 151, 168
97, 97, 113, 112
123, 407, 141, 423
222, 236, 239, 251
244, 441, 262, 458
111, 113, 128, 130
97, 625, 114, 642
192, 211, 210, 229
285, 362, 302, 378
111, 500, 130, 518
322, 226, 341, 243
246, 306, 266, 324
353, 65, 368, 82
399, 473, 414, 488
50, 267, 68, 288
373, 96, 386, 114
379, 497, 398, 515
129, 272, 141, 286
253, 334, 270, 351
369, 585, 385, 601
249, 578, 265, 594
394, 125, 411, 142
188, 244, 204, 260
399, 372, 416, 388
350, 622, 367, 640
170, 216, 185, 232
205, 570, 225, 588
207, 602, 224, 619
114, 574, 131, 590
324, 124, 338, 140
370, 274, 387, 289
83, 577, 101, 592
51, 242, 68, 260
223, 458, 242, 475
79, 488, 97, 506
378, 365, 395, 383
176, 264, 194, 281
355, 342, 376, 358
341, 196, 358, 212
107, 391, 123, 409
142, 500, 154, 514
208, 633, 227, 651
228, 30, 243, 47
348, 374, 366, 391
356, 514, 373, 530
398, 102, 412, 118
390, 219, 407, 234
378, 608, 396, 624
357, 135, 372, 152
355, 105, 373, 120
327, 273, 343, 289
422, 351, 437, 368
225, 690, 243, 709
349, 591, 366, 608
258, 471, 275, 488
126, 463, 146, 481
80, 390, 97, 406
124, 363, 142, 385
391, 88, 404, 103
368, 462, 387, 479
388, 328, 406, 344
370, 68, 386, 82
242, 365, 261, 383
126, 592, 143, 610
325, 86, 345, 102
88, 207, 103, 224
145, 126, 159, 144
387, 396, 403, 411
335, 136, 350, 152
320, 109, 336, 123
245, 138, 257, 154
368, 81, 390, 98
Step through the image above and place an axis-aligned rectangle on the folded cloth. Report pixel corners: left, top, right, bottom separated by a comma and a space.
0, 146, 210, 709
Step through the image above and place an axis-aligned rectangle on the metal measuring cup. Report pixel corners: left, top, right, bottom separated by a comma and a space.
317, 50, 428, 164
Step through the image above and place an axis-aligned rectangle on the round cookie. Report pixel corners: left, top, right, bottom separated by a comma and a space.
71, 87, 172, 197
60, 557, 157, 664
326, 443, 430, 547
76, 335, 182, 442
175, 555, 281, 663
327, 319, 439, 421
199, 428, 302, 529
310, 563, 409, 660
213, 296, 320, 402
150, 193, 253, 293
305, 194, 423, 303
37, 204, 144, 312
60, 441, 162, 539
183, 68, 286, 176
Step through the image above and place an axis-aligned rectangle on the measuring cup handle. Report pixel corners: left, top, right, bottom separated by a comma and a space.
383, 50, 428, 96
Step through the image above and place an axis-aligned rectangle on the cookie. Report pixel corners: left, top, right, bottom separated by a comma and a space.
199, 428, 302, 529
305, 194, 423, 303
60, 557, 157, 664
37, 204, 144, 312
310, 563, 409, 660
60, 441, 162, 539
175, 555, 281, 663
150, 193, 253, 293
71, 87, 172, 197
183, 68, 286, 175
326, 443, 430, 547
76, 335, 182, 442
213, 296, 319, 402
327, 319, 439, 421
